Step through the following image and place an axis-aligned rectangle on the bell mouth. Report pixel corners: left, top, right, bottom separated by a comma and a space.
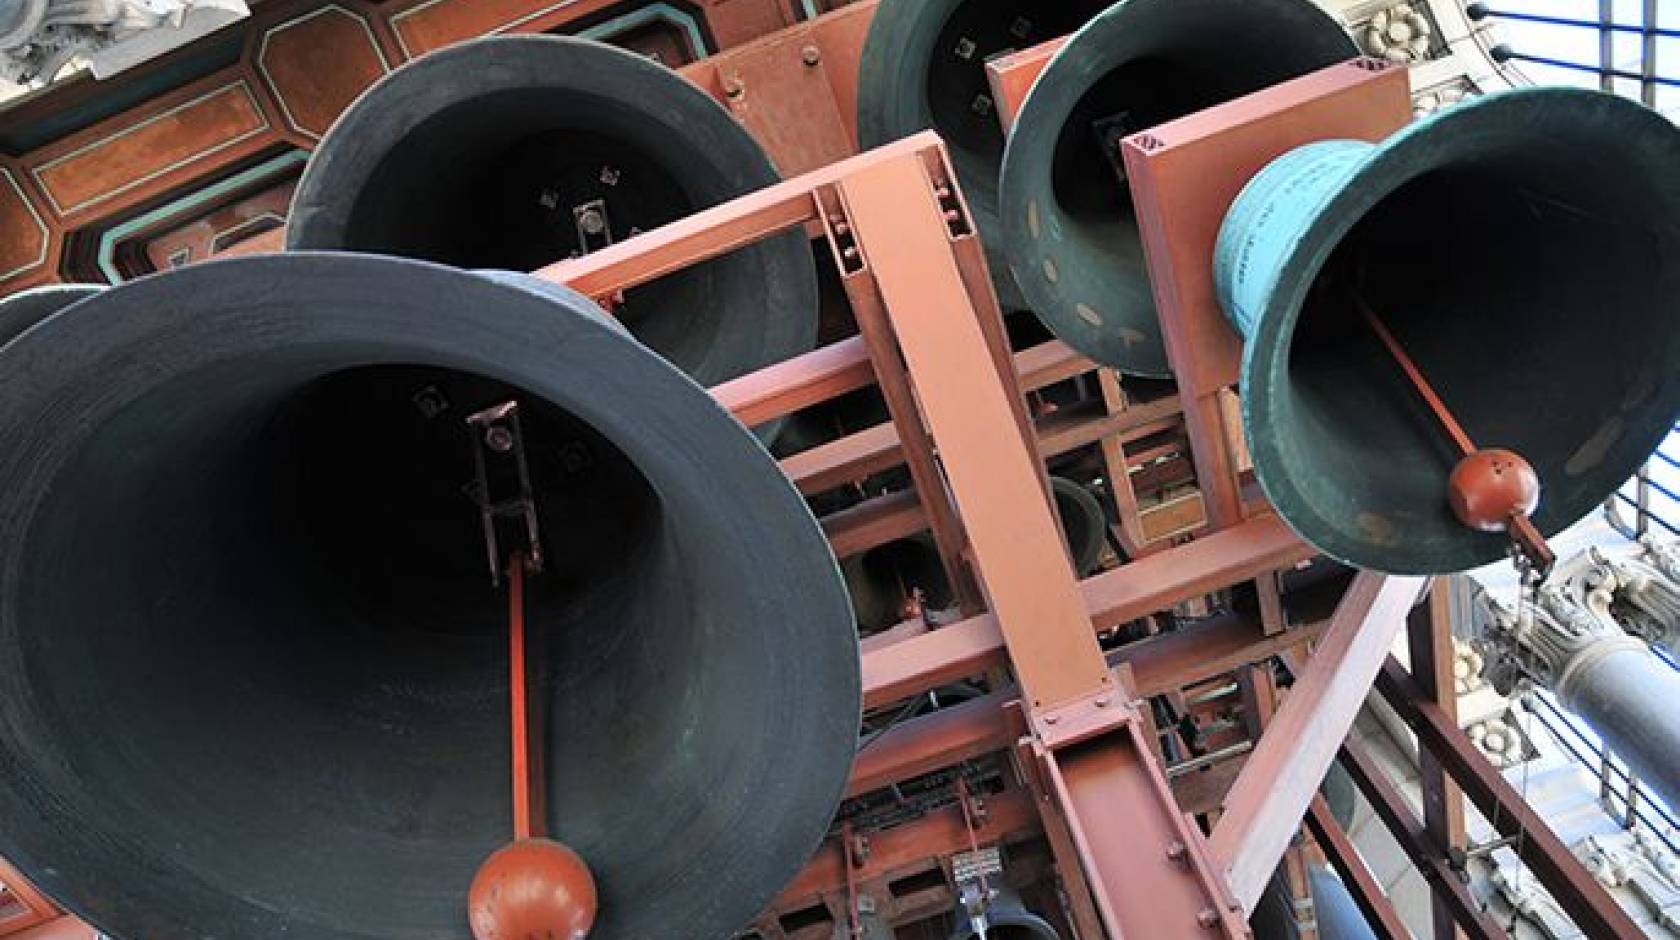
1051, 477, 1107, 576
0, 283, 100, 348
855, 0, 1111, 311
287, 35, 817, 391
1239, 88, 1680, 574
998, 0, 1355, 376
0, 254, 859, 940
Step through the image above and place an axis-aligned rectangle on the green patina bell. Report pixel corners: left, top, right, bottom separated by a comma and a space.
1216, 87, 1680, 574
998, 0, 1357, 375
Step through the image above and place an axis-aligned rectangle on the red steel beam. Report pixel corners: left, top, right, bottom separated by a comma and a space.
845, 146, 1243, 938
1337, 738, 1507, 940
772, 788, 1039, 909
1375, 659, 1646, 939
848, 610, 1333, 800
860, 512, 1312, 709
3, 917, 98, 940
841, 140, 1108, 711
821, 489, 924, 559
1125, 612, 1329, 698
532, 137, 952, 298
1304, 795, 1411, 940
1209, 572, 1425, 913
1081, 512, 1312, 634
713, 337, 875, 430
982, 38, 1063, 134
846, 692, 1014, 798
1409, 580, 1471, 940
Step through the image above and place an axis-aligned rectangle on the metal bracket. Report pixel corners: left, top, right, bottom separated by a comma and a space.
465, 400, 544, 586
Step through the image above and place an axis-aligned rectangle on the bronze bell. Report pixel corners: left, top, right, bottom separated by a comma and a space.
0, 253, 860, 939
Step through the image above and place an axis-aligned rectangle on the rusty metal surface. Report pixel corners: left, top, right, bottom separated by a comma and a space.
838, 211, 983, 614
859, 513, 1312, 709
1, 918, 97, 940
713, 337, 875, 429
0, 857, 57, 936
680, 2, 875, 177
846, 693, 1014, 799
1408, 580, 1470, 940
773, 789, 1039, 910
1036, 704, 1247, 938
982, 38, 1061, 134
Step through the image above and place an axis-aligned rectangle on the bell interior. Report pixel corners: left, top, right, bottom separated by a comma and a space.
1273, 124, 1680, 565
924, 0, 1105, 165
8, 353, 794, 937
335, 92, 720, 373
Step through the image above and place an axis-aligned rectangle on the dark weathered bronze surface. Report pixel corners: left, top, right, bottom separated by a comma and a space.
0, 283, 100, 348
998, 0, 1356, 375
288, 35, 819, 395
0, 254, 859, 940
857, 0, 1109, 311
1217, 88, 1680, 573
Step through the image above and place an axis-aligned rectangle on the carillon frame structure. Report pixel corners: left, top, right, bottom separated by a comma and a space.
0, 9, 1665, 940
528, 65, 1634, 935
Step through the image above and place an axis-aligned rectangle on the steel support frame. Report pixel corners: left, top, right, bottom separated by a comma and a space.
539, 131, 1281, 937
837, 143, 1246, 939
1336, 737, 1509, 940
1208, 573, 1426, 913
1303, 795, 1410, 940
1374, 659, 1646, 938
1410, 580, 1470, 940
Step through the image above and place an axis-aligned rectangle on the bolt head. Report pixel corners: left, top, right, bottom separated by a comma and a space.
485, 426, 515, 453
1196, 908, 1218, 928
801, 45, 821, 65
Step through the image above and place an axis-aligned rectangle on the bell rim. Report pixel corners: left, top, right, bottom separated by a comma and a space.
285, 33, 821, 394
0, 252, 860, 940
0, 282, 101, 350
1238, 86, 1680, 574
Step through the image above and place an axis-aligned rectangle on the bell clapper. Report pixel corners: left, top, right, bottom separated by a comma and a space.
1353, 294, 1555, 579
464, 409, 598, 940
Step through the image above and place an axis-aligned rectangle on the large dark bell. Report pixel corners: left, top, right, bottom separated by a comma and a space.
0, 254, 860, 939
946, 883, 1061, 940
0, 283, 100, 347
856, 0, 1110, 311
846, 535, 956, 632
287, 35, 819, 392
1051, 475, 1108, 576
1216, 89, 1680, 574
998, 0, 1356, 375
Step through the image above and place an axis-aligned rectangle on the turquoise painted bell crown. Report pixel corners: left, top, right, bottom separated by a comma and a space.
1215, 87, 1680, 575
